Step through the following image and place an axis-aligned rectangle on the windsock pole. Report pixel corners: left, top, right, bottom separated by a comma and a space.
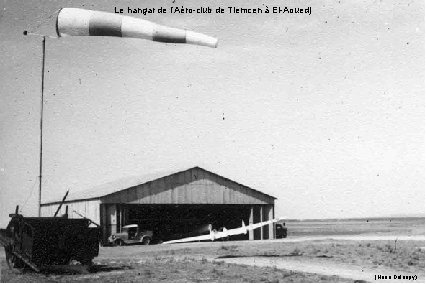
38, 36, 46, 217
23, 31, 47, 217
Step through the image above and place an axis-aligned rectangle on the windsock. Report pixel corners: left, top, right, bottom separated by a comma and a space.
56, 8, 218, 48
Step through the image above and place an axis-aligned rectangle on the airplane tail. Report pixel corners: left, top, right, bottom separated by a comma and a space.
242, 220, 248, 234
209, 224, 216, 241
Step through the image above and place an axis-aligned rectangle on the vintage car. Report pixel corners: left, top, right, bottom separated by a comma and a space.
108, 224, 153, 246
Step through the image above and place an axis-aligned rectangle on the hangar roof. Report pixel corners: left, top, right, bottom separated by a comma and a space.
42, 166, 276, 205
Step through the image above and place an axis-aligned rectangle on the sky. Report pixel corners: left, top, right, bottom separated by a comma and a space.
0, 0, 424, 227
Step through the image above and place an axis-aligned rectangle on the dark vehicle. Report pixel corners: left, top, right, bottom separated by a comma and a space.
275, 221, 288, 238
0, 207, 99, 272
108, 224, 153, 246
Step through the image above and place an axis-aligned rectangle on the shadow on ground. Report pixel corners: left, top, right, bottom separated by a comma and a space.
38, 264, 133, 275
217, 253, 318, 258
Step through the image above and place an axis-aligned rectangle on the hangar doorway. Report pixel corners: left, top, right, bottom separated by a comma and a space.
101, 203, 274, 244
126, 204, 252, 242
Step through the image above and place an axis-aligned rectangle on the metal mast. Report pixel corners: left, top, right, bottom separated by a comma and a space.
38, 36, 46, 217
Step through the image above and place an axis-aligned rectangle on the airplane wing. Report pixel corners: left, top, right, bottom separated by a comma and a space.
163, 233, 212, 244
163, 217, 285, 244
244, 217, 284, 231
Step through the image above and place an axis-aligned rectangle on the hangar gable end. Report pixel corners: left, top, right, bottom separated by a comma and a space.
100, 167, 274, 205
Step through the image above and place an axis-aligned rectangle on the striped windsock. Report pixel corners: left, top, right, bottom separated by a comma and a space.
56, 8, 218, 48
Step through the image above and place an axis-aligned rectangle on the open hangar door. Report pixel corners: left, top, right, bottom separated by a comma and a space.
125, 204, 253, 242
101, 203, 274, 244
100, 203, 274, 244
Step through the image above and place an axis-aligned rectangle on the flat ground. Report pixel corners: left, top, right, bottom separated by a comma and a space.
1, 218, 424, 282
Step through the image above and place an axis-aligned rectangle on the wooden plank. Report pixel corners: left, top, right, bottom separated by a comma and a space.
99, 204, 106, 243
191, 167, 199, 181
144, 184, 151, 203
267, 205, 274, 240
170, 179, 175, 204
185, 169, 191, 184
194, 167, 202, 181
135, 184, 144, 204
177, 171, 185, 187
260, 206, 264, 240
249, 206, 254, 240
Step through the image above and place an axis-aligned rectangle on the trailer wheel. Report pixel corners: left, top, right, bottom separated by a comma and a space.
5, 246, 13, 269
5, 250, 25, 269
114, 239, 124, 246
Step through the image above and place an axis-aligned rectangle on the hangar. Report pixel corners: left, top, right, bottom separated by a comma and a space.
41, 166, 277, 244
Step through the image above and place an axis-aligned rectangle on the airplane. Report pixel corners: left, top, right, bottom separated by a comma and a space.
163, 217, 285, 244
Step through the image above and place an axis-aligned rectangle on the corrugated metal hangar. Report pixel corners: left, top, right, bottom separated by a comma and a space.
41, 167, 276, 244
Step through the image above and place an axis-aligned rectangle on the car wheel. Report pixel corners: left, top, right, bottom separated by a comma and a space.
142, 237, 151, 245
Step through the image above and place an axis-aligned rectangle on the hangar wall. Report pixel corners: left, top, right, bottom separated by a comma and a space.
41, 199, 101, 225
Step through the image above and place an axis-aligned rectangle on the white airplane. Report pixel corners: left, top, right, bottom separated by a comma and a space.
163, 217, 285, 244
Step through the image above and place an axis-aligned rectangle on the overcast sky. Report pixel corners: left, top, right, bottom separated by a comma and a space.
0, 0, 424, 227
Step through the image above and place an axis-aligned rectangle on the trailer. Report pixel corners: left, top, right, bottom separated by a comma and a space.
0, 206, 99, 272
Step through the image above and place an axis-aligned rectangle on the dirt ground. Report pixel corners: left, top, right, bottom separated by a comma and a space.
1, 218, 424, 282
1, 237, 424, 283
